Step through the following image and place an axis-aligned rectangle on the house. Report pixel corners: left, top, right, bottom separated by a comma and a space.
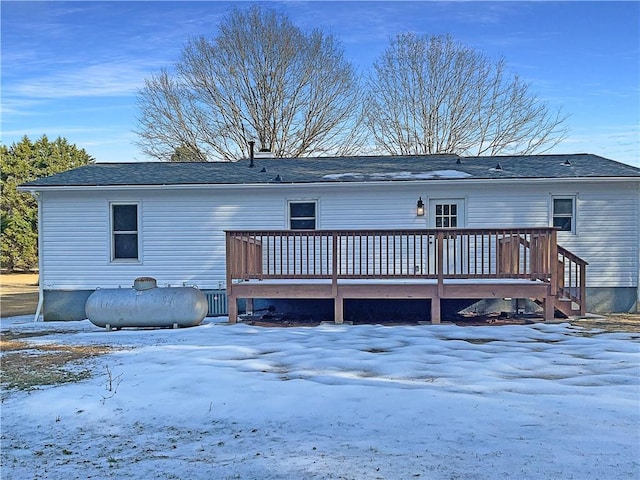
18, 153, 640, 322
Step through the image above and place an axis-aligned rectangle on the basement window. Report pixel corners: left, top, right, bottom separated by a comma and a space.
552, 197, 575, 233
289, 201, 316, 230
111, 203, 140, 261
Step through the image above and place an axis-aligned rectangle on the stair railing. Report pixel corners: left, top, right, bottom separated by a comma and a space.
556, 246, 588, 315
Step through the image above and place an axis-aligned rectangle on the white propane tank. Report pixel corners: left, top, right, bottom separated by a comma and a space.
85, 277, 208, 329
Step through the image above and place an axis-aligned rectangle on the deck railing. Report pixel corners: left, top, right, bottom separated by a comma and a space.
225, 228, 591, 321
226, 228, 560, 284
557, 245, 588, 315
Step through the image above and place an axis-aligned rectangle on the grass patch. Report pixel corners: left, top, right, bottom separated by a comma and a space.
0, 331, 112, 393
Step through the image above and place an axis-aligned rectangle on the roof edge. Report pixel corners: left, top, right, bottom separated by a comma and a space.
18, 175, 640, 193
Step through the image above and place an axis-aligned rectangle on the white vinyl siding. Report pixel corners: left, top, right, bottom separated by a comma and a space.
39, 189, 284, 289
556, 186, 638, 287
465, 191, 549, 229
37, 181, 638, 290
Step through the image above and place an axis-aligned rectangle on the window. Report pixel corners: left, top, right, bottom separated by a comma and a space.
111, 203, 139, 261
552, 197, 575, 233
289, 201, 316, 230
434, 203, 458, 228
429, 199, 466, 228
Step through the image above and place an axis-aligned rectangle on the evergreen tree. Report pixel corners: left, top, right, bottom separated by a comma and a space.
1, 135, 94, 271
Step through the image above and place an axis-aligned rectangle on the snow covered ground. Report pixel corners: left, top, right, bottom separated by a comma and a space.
1, 316, 639, 480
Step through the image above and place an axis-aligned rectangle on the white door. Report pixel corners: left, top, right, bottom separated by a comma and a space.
429, 199, 466, 274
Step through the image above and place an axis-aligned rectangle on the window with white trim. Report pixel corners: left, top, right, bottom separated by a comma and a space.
111, 203, 140, 261
429, 199, 466, 228
434, 203, 458, 228
552, 197, 575, 233
289, 201, 316, 230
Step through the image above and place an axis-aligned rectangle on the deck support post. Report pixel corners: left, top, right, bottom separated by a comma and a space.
245, 298, 253, 316
543, 296, 555, 321
334, 296, 344, 324
431, 297, 441, 324
228, 296, 238, 324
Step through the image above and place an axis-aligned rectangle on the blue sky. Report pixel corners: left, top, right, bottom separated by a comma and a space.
2, 1, 638, 166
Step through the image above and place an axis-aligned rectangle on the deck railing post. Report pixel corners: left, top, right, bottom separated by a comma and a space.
549, 229, 558, 296
579, 261, 587, 316
332, 232, 342, 323
436, 231, 444, 297
225, 231, 237, 324
332, 232, 338, 294
225, 231, 232, 292
430, 231, 444, 324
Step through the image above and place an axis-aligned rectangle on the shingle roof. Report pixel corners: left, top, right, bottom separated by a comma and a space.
19, 153, 640, 188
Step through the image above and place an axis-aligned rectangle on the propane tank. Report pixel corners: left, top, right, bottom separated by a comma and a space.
85, 277, 207, 329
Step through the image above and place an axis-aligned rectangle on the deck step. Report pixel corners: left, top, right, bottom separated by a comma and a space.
532, 296, 583, 318
554, 297, 581, 317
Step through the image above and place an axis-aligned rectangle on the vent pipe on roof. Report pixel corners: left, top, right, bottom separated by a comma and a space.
248, 141, 255, 168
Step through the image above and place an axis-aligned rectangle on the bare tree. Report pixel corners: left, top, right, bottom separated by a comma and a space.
364, 33, 568, 156
136, 6, 365, 162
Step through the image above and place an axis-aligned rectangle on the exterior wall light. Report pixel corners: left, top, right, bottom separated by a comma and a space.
416, 197, 425, 216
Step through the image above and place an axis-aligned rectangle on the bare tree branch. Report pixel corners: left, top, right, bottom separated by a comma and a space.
364, 33, 568, 156
135, 6, 364, 161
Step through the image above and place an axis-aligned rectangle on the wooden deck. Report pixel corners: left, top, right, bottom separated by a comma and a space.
225, 228, 587, 323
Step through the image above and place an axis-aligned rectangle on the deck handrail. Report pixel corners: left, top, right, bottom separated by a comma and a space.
225, 228, 560, 286
227, 227, 559, 236
557, 245, 588, 316
514, 233, 588, 315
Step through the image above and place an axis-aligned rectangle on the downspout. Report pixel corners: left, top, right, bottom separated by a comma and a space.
31, 191, 44, 322
637, 181, 640, 312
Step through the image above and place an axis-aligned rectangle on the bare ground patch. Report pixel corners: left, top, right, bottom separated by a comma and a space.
569, 314, 640, 333
1, 272, 39, 318
0, 330, 113, 394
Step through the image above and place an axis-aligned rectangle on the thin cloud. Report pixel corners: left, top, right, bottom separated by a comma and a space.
1, 126, 118, 138
555, 125, 640, 166
6, 61, 160, 99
